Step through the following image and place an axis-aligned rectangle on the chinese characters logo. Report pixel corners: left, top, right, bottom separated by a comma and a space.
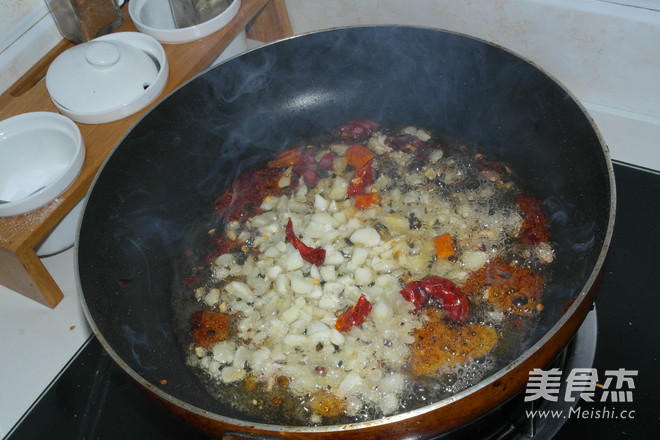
525, 368, 637, 403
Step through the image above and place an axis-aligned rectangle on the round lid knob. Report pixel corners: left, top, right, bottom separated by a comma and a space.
85, 41, 121, 68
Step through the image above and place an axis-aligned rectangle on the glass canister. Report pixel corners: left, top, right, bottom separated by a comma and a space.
46, 0, 124, 44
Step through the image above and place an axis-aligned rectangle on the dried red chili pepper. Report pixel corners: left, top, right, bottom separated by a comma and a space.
333, 119, 379, 141
285, 218, 326, 265
354, 191, 382, 210
347, 161, 374, 197
516, 193, 550, 245
475, 153, 507, 174
399, 280, 429, 310
345, 144, 376, 169
335, 294, 373, 332
290, 150, 336, 187
294, 149, 321, 186
400, 276, 470, 324
268, 147, 303, 168
213, 165, 284, 222
420, 276, 470, 324
318, 151, 336, 170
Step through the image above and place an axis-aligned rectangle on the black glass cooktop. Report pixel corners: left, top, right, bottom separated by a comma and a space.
5, 163, 659, 440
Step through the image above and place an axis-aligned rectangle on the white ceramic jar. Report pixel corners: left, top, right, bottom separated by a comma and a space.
46, 32, 168, 124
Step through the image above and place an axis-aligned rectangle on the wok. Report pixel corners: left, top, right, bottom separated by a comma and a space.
77, 26, 615, 439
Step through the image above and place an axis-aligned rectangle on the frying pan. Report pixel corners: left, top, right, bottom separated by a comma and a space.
77, 26, 615, 439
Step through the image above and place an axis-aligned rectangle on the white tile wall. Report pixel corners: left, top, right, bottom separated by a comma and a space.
0, 0, 46, 48
0, 1, 59, 95
1, 0, 658, 168
283, 0, 660, 171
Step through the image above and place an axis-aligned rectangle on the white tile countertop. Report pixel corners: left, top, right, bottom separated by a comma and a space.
0, 248, 91, 438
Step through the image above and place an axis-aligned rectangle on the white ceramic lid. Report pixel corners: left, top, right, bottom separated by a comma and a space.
46, 32, 169, 124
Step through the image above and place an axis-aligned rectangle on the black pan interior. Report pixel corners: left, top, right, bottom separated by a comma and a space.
77, 26, 613, 423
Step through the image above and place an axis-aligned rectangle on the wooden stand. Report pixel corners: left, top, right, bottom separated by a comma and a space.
0, 0, 292, 307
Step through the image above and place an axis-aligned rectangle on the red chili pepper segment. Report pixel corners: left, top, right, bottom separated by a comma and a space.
345, 144, 376, 169
420, 276, 470, 324
281, 150, 337, 188
347, 161, 374, 197
333, 120, 379, 141
354, 192, 382, 210
318, 152, 336, 170
213, 165, 283, 222
400, 276, 470, 324
335, 294, 373, 332
285, 218, 326, 265
399, 281, 429, 310
294, 149, 321, 186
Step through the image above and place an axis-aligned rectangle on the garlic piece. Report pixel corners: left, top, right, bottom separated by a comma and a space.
350, 227, 381, 247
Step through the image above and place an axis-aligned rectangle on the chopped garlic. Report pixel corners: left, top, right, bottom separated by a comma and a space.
350, 228, 381, 247
188, 123, 555, 426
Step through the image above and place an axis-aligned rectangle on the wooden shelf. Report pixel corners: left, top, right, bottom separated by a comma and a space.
0, 0, 292, 307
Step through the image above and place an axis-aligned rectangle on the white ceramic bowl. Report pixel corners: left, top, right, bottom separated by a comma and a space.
0, 112, 84, 218
36, 198, 84, 256
129, 0, 242, 44
46, 32, 168, 124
